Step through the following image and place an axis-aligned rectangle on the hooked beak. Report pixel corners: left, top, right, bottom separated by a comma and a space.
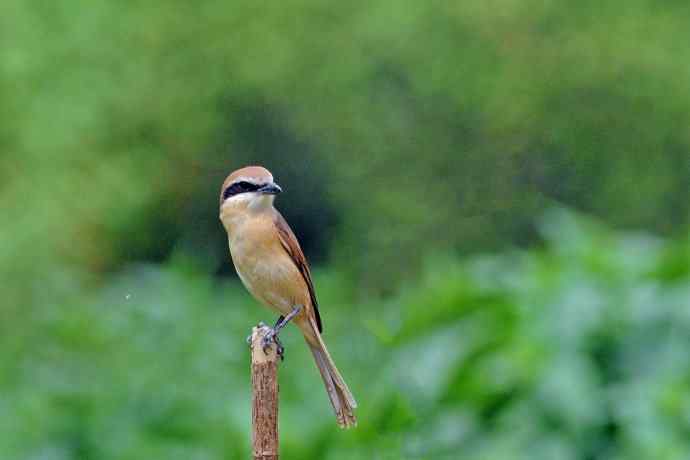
258, 182, 282, 195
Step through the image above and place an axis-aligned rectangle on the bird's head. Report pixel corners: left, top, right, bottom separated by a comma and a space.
219, 166, 282, 221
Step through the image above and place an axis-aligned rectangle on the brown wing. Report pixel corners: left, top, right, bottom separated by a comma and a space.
273, 211, 323, 332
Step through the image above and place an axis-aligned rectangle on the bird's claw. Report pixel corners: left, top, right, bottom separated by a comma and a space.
261, 328, 285, 361
248, 321, 269, 346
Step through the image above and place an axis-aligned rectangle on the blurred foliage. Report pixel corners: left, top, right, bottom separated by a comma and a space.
1, 1, 690, 459
1, 210, 689, 459
1, 0, 688, 291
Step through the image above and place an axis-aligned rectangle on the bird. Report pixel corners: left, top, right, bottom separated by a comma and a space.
219, 165, 357, 428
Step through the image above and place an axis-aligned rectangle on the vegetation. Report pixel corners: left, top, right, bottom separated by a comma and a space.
2, 210, 689, 459
1, 1, 688, 459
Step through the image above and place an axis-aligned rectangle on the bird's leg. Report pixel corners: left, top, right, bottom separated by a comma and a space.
272, 315, 285, 329
269, 316, 285, 357
262, 306, 302, 359
274, 307, 301, 334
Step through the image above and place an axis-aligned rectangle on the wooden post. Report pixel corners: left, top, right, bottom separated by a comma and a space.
250, 325, 279, 460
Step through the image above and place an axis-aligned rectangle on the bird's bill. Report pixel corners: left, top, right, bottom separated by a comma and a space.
258, 183, 283, 195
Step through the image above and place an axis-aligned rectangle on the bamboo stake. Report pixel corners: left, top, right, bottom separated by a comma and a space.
250, 325, 279, 460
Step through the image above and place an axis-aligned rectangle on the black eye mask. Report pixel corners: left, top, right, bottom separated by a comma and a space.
223, 181, 261, 200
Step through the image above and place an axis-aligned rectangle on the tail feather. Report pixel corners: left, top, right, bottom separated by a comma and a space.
307, 317, 357, 428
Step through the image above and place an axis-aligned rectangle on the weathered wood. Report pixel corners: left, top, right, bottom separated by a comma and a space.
250, 325, 279, 460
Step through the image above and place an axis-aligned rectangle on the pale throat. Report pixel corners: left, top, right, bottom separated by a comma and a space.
220, 193, 275, 236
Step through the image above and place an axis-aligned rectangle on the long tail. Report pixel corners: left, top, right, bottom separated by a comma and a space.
305, 317, 357, 428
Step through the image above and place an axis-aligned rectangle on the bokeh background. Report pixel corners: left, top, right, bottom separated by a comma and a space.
1, 1, 689, 459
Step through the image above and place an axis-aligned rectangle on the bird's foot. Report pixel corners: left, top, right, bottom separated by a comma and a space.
261, 328, 285, 361
247, 322, 264, 345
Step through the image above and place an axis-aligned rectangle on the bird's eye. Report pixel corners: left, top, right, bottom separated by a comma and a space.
238, 181, 258, 191
223, 181, 259, 200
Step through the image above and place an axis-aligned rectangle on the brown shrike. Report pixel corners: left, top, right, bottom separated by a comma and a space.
219, 166, 357, 428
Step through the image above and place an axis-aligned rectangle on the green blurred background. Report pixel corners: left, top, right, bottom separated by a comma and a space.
1, 1, 689, 459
